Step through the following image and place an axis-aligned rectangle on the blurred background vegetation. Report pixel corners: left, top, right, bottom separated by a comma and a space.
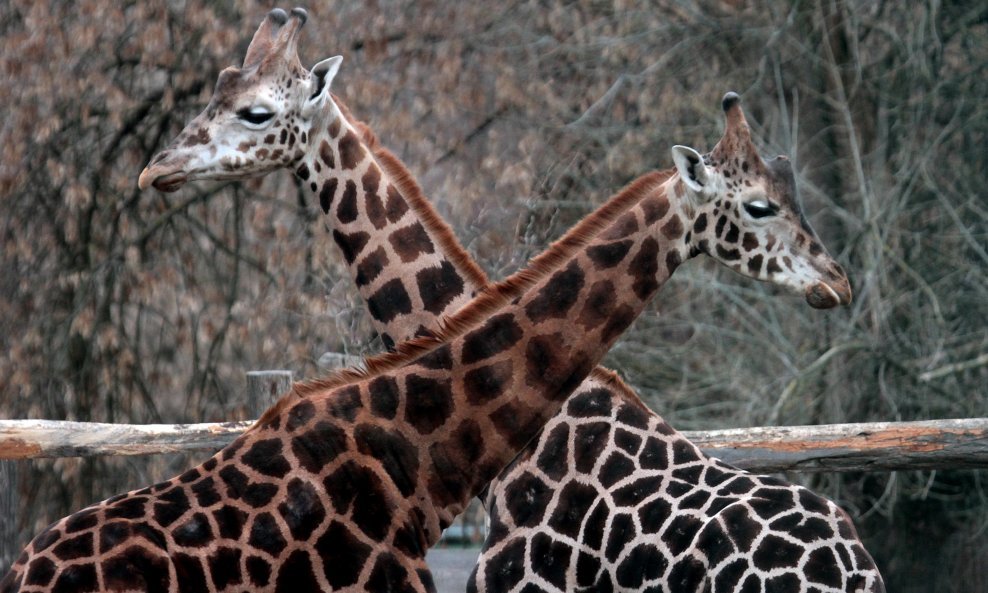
1, 1, 985, 590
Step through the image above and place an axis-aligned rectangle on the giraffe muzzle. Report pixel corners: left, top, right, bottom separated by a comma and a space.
138, 164, 189, 192
805, 280, 852, 309
151, 172, 188, 193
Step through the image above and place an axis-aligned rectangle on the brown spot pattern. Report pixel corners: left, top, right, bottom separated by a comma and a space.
388, 222, 435, 263
338, 129, 364, 170
319, 140, 335, 168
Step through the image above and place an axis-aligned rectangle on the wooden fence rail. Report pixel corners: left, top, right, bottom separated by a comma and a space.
1, 416, 986, 473
684, 418, 988, 473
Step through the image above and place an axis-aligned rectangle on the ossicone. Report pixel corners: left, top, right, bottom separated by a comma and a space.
722, 91, 741, 113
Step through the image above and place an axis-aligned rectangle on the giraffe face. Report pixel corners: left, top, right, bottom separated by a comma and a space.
138, 8, 341, 192
674, 93, 852, 309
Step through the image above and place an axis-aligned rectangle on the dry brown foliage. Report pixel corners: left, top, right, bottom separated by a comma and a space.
1, 1, 985, 589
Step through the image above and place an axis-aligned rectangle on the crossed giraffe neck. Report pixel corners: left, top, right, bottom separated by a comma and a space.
309, 101, 882, 593
128, 7, 879, 592
303, 97, 882, 593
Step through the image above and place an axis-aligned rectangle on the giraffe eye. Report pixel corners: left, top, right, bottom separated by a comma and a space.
237, 107, 274, 126
743, 200, 778, 219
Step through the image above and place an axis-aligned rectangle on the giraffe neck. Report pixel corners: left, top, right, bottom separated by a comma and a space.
293, 170, 692, 535
296, 98, 487, 349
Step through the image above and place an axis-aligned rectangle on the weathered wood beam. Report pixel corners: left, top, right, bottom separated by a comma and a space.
684, 418, 988, 473
0, 418, 986, 473
0, 419, 253, 459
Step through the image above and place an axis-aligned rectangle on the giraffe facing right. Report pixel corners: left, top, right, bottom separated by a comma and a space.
135, 8, 883, 592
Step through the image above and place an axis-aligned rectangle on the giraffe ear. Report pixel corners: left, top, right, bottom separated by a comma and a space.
671, 145, 712, 197
304, 55, 343, 117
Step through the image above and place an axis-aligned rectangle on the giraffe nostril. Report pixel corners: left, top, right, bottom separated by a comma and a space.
805, 283, 840, 309
805, 279, 852, 309
150, 150, 171, 166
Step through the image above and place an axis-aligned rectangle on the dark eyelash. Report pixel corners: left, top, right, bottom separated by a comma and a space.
237, 108, 274, 125
743, 202, 778, 219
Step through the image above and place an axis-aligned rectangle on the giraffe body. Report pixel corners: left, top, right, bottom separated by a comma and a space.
472, 379, 882, 593
0, 8, 877, 590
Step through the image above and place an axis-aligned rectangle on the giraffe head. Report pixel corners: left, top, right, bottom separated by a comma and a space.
673, 92, 851, 309
138, 7, 341, 192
